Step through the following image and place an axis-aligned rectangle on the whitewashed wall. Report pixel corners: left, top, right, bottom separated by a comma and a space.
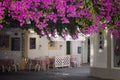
90, 33, 120, 80
90, 33, 107, 68
82, 38, 88, 63
28, 33, 66, 59
71, 41, 81, 55
71, 40, 88, 64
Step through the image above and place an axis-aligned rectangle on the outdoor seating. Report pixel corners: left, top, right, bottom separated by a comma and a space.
40, 57, 46, 71
0, 55, 81, 72
0, 59, 17, 72
28, 57, 50, 71
28, 59, 40, 71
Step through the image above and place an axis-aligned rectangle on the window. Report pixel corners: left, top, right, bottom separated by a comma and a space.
78, 47, 81, 54
11, 38, 20, 51
30, 38, 36, 49
0, 33, 10, 50
66, 41, 71, 55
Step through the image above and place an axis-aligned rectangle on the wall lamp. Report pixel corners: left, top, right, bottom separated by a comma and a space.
39, 45, 42, 49
59, 45, 63, 49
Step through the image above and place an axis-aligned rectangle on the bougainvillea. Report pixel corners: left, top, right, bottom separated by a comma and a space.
0, 1, 5, 29
0, 0, 119, 39
91, 0, 120, 38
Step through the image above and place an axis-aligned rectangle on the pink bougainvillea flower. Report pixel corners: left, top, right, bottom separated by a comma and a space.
0, 0, 119, 39
106, 16, 111, 21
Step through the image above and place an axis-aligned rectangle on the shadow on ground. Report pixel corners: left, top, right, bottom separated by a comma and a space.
0, 65, 111, 80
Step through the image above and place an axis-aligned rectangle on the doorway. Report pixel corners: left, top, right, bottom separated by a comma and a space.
88, 38, 90, 63
66, 41, 71, 55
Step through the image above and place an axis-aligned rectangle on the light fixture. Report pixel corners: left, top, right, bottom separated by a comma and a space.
26, 19, 31, 24
86, 34, 90, 37
29, 29, 35, 33
59, 45, 63, 48
39, 45, 42, 49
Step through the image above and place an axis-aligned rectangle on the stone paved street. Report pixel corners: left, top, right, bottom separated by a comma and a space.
0, 65, 111, 80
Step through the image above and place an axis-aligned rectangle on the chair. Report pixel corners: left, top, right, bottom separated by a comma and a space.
40, 57, 46, 71
49, 57, 55, 69
70, 55, 77, 67
0, 59, 5, 72
45, 56, 50, 70
28, 59, 36, 71
34, 60, 40, 71
34, 58, 41, 71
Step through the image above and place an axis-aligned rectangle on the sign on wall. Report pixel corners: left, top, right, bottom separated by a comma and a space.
98, 32, 104, 49
48, 41, 58, 50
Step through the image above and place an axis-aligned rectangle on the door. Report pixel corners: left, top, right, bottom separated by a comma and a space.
66, 41, 71, 55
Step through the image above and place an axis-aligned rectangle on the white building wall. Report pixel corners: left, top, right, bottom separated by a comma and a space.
90, 33, 120, 80
82, 38, 88, 63
0, 29, 87, 64
90, 33, 107, 68
0, 29, 88, 66
71, 41, 81, 55
28, 33, 66, 59
48, 41, 66, 57
71, 40, 88, 64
